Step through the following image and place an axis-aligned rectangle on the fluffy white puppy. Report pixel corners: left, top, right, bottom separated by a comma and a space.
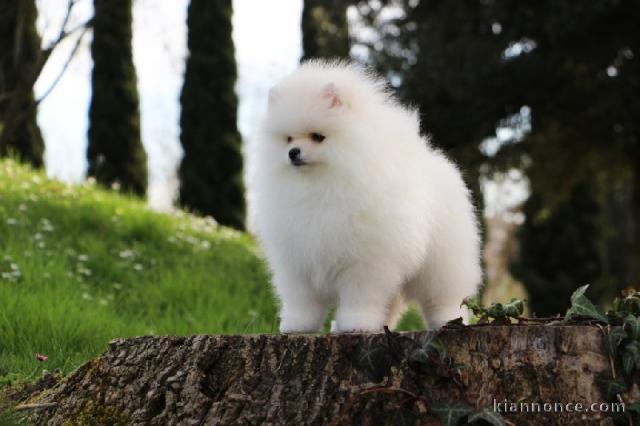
249, 60, 481, 333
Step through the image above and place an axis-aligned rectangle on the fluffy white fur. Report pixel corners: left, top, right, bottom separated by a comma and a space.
249, 61, 481, 333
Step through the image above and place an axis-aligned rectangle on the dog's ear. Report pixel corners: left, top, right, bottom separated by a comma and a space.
321, 82, 342, 109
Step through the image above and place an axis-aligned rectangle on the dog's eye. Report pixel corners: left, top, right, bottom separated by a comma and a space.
286, 136, 293, 143
310, 132, 325, 143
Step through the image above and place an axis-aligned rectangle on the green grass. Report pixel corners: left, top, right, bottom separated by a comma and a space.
0, 159, 278, 380
0, 158, 423, 383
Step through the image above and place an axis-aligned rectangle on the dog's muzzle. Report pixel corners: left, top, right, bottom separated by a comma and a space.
288, 148, 306, 166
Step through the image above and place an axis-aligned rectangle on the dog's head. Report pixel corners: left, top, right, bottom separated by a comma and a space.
263, 79, 348, 170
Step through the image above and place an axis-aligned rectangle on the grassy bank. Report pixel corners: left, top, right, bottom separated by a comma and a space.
0, 159, 278, 380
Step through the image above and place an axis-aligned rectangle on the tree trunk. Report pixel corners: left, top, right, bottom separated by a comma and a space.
0, 0, 45, 167
21, 325, 629, 425
87, 0, 147, 196
178, 0, 245, 229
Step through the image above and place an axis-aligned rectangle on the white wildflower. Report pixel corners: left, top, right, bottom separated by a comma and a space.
119, 249, 135, 259
40, 218, 54, 232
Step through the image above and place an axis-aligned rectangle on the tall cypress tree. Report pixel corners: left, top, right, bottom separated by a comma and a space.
87, 0, 147, 195
0, 0, 45, 167
301, 0, 350, 61
178, 0, 244, 229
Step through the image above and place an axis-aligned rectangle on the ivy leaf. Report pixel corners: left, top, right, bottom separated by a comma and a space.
431, 402, 473, 426
612, 288, 640, 317
625, 341, 640, 371
624, 315, 640, 341
565, 284, 608, 323
427, 338, 448, 362
604, 326, 627, 355
626, 402, 640, 414
622, 351, 635, 375
487, 303, 505, 318
411, 348, 429, 365
462, 297, 485, 317
485, 299, 523, 321
358, 346, 383, 370
468, 407, 506, 426
503, 299, 525, 318
596, 374, 627, 401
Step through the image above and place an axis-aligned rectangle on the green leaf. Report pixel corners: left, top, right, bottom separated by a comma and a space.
604, 326, 627, 355
431, 402, 473, 426
625, 341, 640, 371
427, 338, 448, 362
358, 346, 383, 370
612, 288, 640, 317
596, 374, 627, 400
462, 297, 485, 317
622, 351, 635, 375
487, 303, 505, 318
411, 348, 429, 364
572, 284, 589, 300
624, 315, 640, 341
468, 407, 506, 426
626, 402, 640, 413
485, 299, 524, 319
564, 284, 608, 323
502, 299, 525, 318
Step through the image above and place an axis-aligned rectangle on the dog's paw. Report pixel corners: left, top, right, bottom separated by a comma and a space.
279, 316, 322, 334
334, 314, 384, 333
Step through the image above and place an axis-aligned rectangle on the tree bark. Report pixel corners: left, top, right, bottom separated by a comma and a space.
22, 325, 628, 425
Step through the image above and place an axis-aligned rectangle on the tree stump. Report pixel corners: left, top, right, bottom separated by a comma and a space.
22, 325, 627, 425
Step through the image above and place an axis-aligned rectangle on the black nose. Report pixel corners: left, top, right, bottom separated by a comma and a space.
288, 148, 301, 161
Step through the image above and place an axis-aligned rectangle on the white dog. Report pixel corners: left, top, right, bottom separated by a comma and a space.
249, 60, 481, 333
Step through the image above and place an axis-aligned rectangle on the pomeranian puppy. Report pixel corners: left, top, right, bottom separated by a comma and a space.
249, 60, 481, 333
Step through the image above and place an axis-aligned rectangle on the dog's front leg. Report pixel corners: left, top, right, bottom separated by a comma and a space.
275, 269, 328, 333
333, 265, 402, 333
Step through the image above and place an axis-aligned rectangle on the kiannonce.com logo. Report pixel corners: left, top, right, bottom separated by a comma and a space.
493, 399, 626, 414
